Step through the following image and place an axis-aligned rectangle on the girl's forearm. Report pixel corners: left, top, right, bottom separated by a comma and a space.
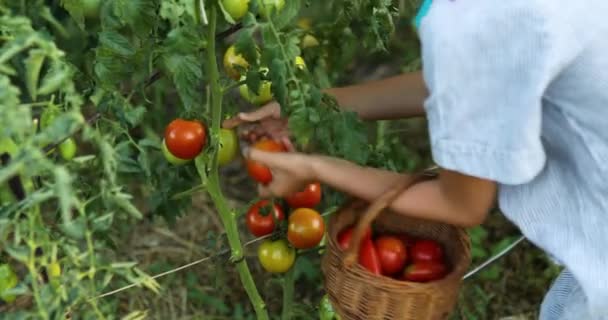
310, 155, 488, 227
324, 71, 428, 120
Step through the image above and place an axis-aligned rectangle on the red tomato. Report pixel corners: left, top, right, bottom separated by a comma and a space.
286, 182, 322, 208
402, 261, 447, 282
375, 236, 407, 275
287, 208, 325, 249
246, 200, 285, 237
164, 119, 207, 159
411, 239, 444, 263
337, 226, 372, 251
246, 139, 286, 184
359, 237, 382, 275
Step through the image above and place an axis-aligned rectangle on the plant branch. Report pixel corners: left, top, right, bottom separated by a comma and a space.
203, 6, 268, 320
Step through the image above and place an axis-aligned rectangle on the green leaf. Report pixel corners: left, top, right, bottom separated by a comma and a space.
60, 0, 85, 28
54, 167, 75, 224
98, 30, 136, 57
24, 49, 46, 101
38, 61, 72, 96
5, 245, 29, 263
162, 54, 203, 111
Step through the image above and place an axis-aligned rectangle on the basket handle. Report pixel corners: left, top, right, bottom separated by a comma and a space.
342, 168, 439, 268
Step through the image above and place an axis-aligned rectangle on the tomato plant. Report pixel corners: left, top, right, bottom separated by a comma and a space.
286, 182, 322, 209
246, 139, 286, 184
246, 199, 285, 237
287, 208, 325, 249
375, 236, 407, 275
257, 239, 296, 273
164, 119, 207, 160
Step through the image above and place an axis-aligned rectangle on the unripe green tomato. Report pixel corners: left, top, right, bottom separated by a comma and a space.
47, 262, 62, 279
0, 264, 18, 303
0, 137, 33, 204
83, 0, 101, 18
257, 239, 296, 273
59, 138, 77, 161
239, 71, 273, 105
162, 139, 191, 165
259, 0, 285, 19
218, 128, 239, 166
222, 0, 250, 21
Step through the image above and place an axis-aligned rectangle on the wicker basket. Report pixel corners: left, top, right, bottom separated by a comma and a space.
321, 173, 471, 320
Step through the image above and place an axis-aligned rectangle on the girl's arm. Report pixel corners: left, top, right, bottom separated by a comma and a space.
249, 149, 496, 228
325, 71, 429, 120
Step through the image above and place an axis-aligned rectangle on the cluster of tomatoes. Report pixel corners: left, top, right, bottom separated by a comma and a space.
337, 227, 449, 283
247, 181, 324, 273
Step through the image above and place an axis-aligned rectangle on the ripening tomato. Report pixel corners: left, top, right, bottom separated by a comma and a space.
218, 128, 239, 166
59, 138, 77, 161
47, 262, 62, 279
246, 200, 285, 237
375, 236, 407, 275
162, 139, 190, 165
411, 239, 444, 263
257, 239, 296, 273
221, 0, 250, 21
402, 261, 447, 282
0, 264, 18, 303
258, 0, 285, 19
164, 119, 207, 160
286, 182, 321, 209
287, 208, 325, 249
239, 69, 273, 105
223, 45, 251, 80
246, 139, 286, 184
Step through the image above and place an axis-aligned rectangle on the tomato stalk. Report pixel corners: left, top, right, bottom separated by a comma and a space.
202, 5, 269, 320
376, 120, 387, 148
281, 257, 296, 320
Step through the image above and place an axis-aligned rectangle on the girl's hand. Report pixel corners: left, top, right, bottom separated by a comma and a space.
222, 101, 295, 151
246, 148, 317, 198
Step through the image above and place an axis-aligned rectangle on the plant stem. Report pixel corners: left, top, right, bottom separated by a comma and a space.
27, 206, 49, 320
376, 120, 387, 148
203, 6, 269, 320
281, 259, 296, 320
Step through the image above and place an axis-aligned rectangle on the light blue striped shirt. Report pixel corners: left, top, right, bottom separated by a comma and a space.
417, 0, 608, 318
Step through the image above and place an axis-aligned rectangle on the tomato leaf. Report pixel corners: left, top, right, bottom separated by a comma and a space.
24, 49, 46, 101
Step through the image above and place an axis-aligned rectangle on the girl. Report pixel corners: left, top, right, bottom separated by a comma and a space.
223, 0, 608, 318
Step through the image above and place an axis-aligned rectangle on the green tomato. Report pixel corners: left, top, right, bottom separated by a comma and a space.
218, 128, 239, 166
239, 71, 273, 105
162, 139, 191, 165
0, 264, 18, 303
222, 0, 250, 21
59, 138, 77, 161
83, 0, 101, 18
259, 0, 285, 19
257, 239, 296, 273
0, 137, 33, 204
47, 262, 61, 279
319, 294, 341, 320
